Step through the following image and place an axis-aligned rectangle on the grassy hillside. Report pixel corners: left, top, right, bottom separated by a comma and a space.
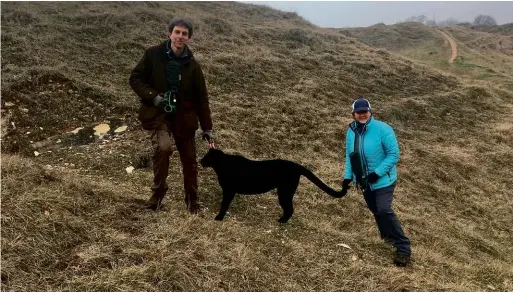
442, 26, 513, 78
337, 22, 443, 51
2, 2, 513, 292
336, 21, 513, 91
465, 23, 513, 37
1, 2, 459, 156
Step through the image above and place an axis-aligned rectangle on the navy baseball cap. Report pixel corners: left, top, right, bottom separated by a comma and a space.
352, 98, 371, 112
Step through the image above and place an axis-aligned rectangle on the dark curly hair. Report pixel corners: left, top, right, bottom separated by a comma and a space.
168, 17, 193, 38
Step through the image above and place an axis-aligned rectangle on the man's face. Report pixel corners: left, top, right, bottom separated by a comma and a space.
168, 25, 190, 50
353, 110, 371, 123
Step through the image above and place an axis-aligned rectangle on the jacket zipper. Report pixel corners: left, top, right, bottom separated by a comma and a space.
352, 122, 371, 191
358, 123, 373, 191
361, 130, 372, 191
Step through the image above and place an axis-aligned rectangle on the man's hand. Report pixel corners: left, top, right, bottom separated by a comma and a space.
202, 130, 213, 142
367, 172, 379, 183
153, 93, 165, 108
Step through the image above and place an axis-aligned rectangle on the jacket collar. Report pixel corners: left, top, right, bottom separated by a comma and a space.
159, 40, 193, 65
349, 116, 374, 133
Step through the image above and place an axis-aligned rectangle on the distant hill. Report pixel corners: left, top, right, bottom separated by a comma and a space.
337, 22, 443, 51
444, 25, 513, 55
334, 21, 513, 88
465, 22, 513, 37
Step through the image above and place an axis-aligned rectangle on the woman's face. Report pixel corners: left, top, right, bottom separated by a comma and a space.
353, 110, 371, 123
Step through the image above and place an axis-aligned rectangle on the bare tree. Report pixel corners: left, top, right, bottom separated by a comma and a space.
437, 18, 460, 27
425, 20, 437, 27
473, 14, 497, 26
401, 14, 471, 27
405, 15, 428, 23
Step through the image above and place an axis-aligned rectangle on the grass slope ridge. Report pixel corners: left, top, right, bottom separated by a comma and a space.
465, 22, 513, 37
336, 22, 443, 51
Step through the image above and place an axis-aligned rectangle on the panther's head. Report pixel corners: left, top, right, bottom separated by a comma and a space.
200, 148, 224, 168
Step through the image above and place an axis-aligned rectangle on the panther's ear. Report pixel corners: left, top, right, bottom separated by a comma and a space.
209, 148, 224, 157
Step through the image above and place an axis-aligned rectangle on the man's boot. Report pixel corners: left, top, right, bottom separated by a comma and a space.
145, 192, 165, 210
188, 202, 200, 214
185, 195, 201, 214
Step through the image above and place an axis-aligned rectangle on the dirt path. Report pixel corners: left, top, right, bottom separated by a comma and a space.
440, 30, 458, 64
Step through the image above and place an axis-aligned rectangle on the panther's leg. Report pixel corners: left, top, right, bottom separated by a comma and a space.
215, 190, 236, 221
277, 180, 299, 223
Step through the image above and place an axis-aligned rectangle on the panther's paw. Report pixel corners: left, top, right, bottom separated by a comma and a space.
278, 217, 290, 223
214, 215, 224, 221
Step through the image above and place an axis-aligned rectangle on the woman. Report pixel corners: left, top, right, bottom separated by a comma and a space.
341, 98, 411, 267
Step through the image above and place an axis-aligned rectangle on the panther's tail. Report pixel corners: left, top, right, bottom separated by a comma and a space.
300, 166, 346, 198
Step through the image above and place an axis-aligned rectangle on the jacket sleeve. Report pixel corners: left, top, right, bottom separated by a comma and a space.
194, 63, 213, 131
374, 125, 400, 177
129, 49, 159, 103
344, 128, 354, 180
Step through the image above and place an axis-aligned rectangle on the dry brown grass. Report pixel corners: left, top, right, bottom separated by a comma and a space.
2, 2, 513, 292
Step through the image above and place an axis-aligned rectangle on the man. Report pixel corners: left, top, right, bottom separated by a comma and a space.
129, 17, 213, 213
340, 98, 411, 267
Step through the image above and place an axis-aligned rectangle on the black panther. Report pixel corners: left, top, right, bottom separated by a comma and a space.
200, 148, 346, 223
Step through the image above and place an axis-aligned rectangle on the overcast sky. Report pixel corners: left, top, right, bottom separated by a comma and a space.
245, 1, 513, 28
